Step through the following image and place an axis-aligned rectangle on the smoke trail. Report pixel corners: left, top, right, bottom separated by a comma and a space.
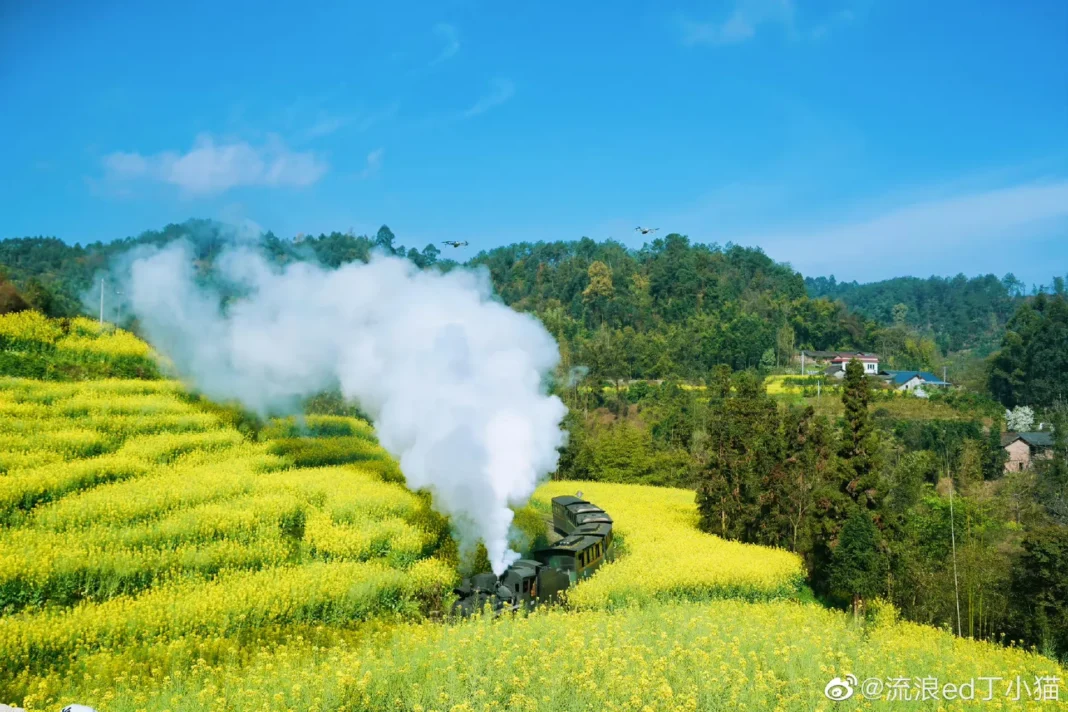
117, 238, 567, 575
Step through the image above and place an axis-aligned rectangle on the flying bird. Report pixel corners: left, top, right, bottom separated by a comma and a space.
634, 226, 659, 235
441, 240, 469, 248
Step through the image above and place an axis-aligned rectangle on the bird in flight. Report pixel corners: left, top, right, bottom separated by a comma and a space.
634, 226, 659, 235
441, 240, 469, 248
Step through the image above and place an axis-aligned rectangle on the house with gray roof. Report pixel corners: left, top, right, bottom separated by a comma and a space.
1001, 431, 1054, 472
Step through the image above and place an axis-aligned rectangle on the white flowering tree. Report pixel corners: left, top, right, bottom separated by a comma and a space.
1005, 405, 1035, 432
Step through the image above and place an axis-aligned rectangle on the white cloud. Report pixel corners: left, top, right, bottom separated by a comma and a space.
102, 134, 328, 195
358, 148, 385, 179
305, 115, 349, 139
679, 0, 796, 46
740, 180, 1068, 279
462, 78, 515, 118
431, 23, 460, 65
302, 103, 399, 140
678, 0, 859, 46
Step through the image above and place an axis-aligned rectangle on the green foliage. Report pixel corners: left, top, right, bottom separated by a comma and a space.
829, 509, 886, 611
1011, 526, 1068, 659
989, 292, 1068, 408
807, 272, 1022, 353
839, 360, 880, 504
268, 436, 389, 468
472, 235, 861, 378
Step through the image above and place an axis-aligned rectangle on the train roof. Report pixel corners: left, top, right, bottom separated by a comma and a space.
574, 510, 612, 523
535, 535, 602, 555
513, 558, 543, 569
565, 502, 606, 515
552, 495, 588, 507
577, 522, 612, 538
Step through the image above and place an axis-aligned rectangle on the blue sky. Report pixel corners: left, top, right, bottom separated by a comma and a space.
2, 0, 1066, 284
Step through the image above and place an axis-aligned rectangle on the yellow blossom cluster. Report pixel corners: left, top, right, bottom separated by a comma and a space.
532, 480, 806, 608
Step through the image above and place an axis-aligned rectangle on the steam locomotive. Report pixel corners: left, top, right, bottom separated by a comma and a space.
451, 494, 614, 616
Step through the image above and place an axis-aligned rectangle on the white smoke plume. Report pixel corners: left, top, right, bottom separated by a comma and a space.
117, 239, 567, 575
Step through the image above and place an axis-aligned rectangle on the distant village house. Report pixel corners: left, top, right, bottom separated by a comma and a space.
885, 371, 949, 392
799, 351, 950, 393
1001, 432, 1053, 472
800, 351, 880, 377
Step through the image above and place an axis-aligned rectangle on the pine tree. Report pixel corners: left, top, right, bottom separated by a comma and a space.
830, 508, 886, 618
839, 359, 879, 504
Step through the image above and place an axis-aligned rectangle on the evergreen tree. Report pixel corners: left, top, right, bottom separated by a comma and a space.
374, 225, 396, 254
989, 293, 1068, 408
839, 359, 879, 505
420, 243, 440, 267
982, 427, 1007, 480
830, 508, 886, 617
1010, 526, 1068, 659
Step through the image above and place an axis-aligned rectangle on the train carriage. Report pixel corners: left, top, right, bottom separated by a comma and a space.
551, 495, 612, 536
453, 494, 615, 615
533, 534, 608, 585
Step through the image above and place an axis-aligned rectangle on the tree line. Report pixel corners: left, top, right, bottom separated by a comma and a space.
552, 360, 1067, 659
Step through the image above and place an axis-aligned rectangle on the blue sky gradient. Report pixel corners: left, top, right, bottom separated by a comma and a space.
2, 0, 1066, 284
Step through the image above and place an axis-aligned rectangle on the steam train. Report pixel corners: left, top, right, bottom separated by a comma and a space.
451, 494, 614, 616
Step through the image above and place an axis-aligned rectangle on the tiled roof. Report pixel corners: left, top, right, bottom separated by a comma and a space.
1002, 432, 1054, 448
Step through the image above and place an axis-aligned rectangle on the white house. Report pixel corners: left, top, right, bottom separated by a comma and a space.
831, 353, 880, 374
803, 351, 881, 377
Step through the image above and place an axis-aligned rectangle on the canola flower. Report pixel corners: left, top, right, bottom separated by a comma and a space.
0, 312, 160, 379
0, 359, 458, 706
12, 600, 1065, 712
532, 480, 806, 608
2, 316, 1064, 712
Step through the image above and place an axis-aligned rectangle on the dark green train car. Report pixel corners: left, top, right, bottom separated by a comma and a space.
533, 533, 611, 585
551, 495, 613, 537
452, 559, 570, 616
452, 495, 615, 616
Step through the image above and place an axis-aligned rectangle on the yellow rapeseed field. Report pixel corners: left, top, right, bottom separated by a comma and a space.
1, 315, 1064, 711
532, 480, 806, 607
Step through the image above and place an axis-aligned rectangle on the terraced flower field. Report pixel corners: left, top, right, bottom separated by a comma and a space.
0, 373, 455, 709
531, 480, 806, 608
1, 313, 1064, 711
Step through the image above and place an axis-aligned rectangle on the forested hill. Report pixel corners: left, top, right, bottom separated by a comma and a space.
0, 220, 456, 317
470, 236, 862, 377
4, 219, 1058, 380
0, 225, 866, 378
804, 273, 1036, 353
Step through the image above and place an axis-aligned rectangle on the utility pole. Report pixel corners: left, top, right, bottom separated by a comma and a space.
949, 479, 962, 637
99, 278, 105, 325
